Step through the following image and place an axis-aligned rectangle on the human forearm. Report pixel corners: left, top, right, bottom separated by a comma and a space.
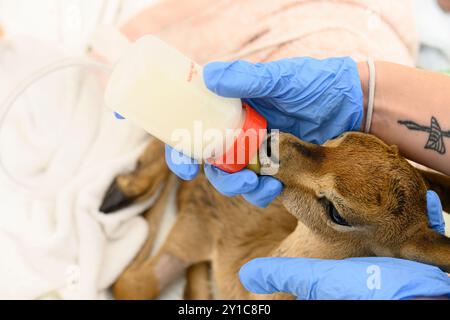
358, 61, 450, 176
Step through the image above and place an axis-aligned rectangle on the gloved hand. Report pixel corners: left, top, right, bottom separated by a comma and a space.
239, 257, 450, 300
239, 191, 450, 300
165, 57, 363, 207
166, 145, 283, 207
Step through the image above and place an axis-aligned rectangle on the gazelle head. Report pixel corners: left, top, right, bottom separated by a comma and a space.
275, 132, 450, 272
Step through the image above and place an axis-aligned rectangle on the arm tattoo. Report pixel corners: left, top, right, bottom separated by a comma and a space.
398, 117, 449, 155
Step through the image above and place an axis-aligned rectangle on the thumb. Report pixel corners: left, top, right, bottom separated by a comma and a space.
165, 145, 199, 181
203, 60, 284, 98
240, 257, 450, 300
426, 190, 446, 235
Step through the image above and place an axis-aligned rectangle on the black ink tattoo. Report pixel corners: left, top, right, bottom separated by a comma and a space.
398, 117, 449, 155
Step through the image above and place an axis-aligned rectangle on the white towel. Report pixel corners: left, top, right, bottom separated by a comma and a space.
415, 0, 450, 69
0, 35, 154, 299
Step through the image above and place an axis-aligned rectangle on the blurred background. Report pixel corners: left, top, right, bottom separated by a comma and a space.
0, 0, 154, 52
0, 0, 449, 68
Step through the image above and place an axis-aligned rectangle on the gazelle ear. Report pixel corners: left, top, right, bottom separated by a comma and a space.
399, 229, 450, 272
416, 169, 450, 213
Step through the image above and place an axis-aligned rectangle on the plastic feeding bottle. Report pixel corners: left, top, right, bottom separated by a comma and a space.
104, 35, 267, 173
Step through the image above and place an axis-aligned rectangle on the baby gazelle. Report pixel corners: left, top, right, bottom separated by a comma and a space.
101, 132, 450, 300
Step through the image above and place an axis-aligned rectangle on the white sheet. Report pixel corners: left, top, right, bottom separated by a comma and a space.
0, 35, 156, 299
415, 0, 450, 70
0, 0, 186, 300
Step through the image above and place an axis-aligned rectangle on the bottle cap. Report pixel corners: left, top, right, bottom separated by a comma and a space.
210, 103, 267, 173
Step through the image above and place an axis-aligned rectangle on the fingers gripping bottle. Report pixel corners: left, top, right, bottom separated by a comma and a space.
105, 36, 267, 173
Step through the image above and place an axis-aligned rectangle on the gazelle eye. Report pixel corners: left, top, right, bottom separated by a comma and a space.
327, 202, 351, 227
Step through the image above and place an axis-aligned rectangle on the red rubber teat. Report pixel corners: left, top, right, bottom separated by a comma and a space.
210, 103, 267, 173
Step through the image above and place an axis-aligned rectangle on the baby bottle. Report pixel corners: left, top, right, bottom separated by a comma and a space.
104, 36, 267, 173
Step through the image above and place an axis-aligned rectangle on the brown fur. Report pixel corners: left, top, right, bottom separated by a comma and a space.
102, 132, 450, 300
184, 263, 213, 300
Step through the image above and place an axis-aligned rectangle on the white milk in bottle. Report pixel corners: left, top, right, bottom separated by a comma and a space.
105, 36, 266, 173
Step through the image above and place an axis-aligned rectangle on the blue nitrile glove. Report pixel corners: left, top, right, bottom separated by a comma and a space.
204, 58, 363, 144
427, 190, 446, 235
114, 112, 125, 119
165, 57, 363, 207
239, 191, 450, 300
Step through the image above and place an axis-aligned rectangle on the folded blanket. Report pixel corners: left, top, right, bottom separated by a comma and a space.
0, 35, 154, 299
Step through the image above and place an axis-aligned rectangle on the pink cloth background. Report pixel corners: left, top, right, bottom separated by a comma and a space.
120, 0, 417, 66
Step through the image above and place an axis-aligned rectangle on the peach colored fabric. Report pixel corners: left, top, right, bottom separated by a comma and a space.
438, 0, 450, 12
120, 0, 417, 66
